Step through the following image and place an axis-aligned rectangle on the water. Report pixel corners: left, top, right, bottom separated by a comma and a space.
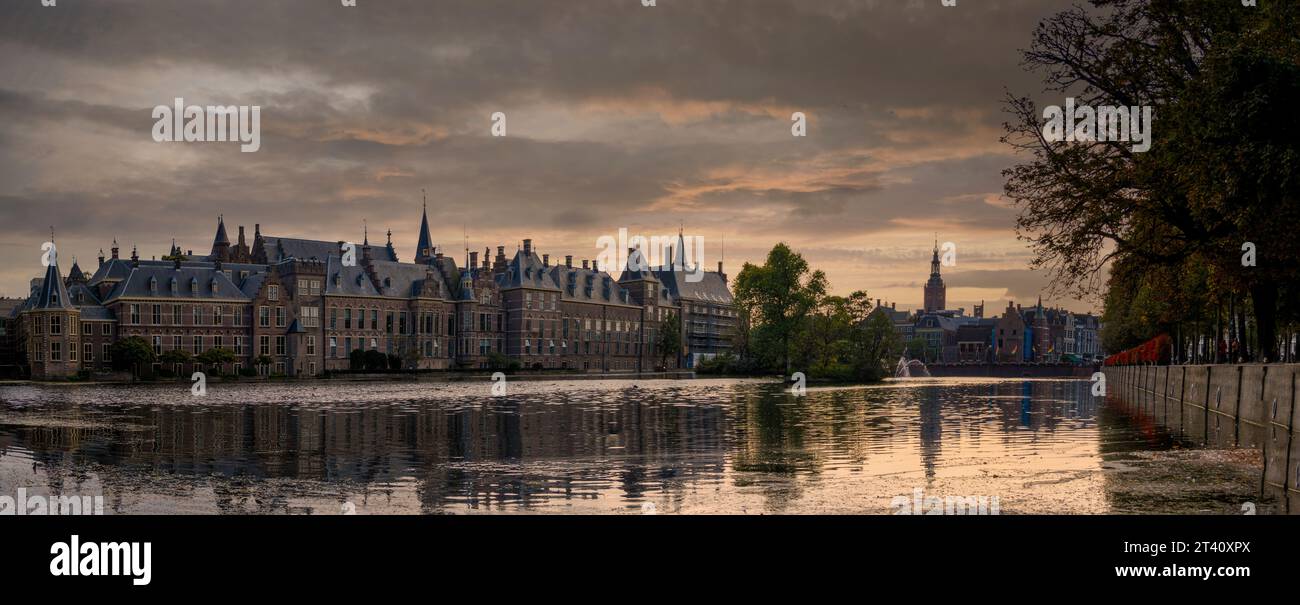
0, 378, 1265, 514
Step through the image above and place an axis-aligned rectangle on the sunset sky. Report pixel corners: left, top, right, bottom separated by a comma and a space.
0, 0, 1097, 314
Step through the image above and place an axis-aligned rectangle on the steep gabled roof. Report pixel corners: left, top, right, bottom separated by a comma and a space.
33, 260, 72, 310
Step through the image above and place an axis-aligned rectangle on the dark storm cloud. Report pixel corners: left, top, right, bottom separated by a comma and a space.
0, 0, 1088, 309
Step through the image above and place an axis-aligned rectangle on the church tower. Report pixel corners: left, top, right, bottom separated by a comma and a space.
414, 191, 435, 264
923, 238, 946, 312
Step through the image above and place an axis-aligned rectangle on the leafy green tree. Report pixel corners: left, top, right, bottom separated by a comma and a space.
197, 348, 236, 374
657, 311, 682, 369
110, 336, 155, 378
733, 243, 827, 374
1004, 0, 1300, 361
159, 349, 192, 366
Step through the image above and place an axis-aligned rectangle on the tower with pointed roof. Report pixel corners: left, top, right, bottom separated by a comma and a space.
415, 190, 436, 264
210, 215, 231, 260
25, 250, 81, 379
923, 238, 946, 313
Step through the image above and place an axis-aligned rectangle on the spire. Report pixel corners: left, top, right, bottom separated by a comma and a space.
675, 227, 689, 270
415, 189, 435, 264
36, 255, 71, 309
68, 258, 86, 284
363, 219, 369, 246
213, 215, 230, 246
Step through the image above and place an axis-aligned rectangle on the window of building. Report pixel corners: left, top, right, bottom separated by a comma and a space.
268, 285, 279, 301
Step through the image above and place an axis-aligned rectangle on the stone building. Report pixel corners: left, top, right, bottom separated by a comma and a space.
10, 205, 734, 378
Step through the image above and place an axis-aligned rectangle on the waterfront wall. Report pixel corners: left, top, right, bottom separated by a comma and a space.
1103, 364, 1300, 512
927, 364, 1096, 378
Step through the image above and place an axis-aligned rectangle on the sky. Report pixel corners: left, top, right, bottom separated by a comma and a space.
0, 0, 1097, 314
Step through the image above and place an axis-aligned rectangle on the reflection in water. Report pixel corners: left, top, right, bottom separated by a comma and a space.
0, 378, 1236, 514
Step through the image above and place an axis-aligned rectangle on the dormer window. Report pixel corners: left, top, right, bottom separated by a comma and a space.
210, 279, 218, 294
190, 278, 198, 294
149, 277, 158, 293
383, 277, 392, 289
170, 278, 178, 293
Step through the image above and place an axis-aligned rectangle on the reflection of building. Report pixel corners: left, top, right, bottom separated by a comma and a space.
11, 208, 734, 378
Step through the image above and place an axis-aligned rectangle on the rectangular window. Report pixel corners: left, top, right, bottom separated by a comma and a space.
259, 306, 270, 327
306, 336, 315, 355
330, 307, 337, 329
130, 304, 140, 324
235, 337, 244, 356
275, 336, 285, 356
345, 308, 352, 330
234, 307, 243, 327
214, 305, 222, 326
276, 306, 285, 328
103, 343, 111, 361
102, 323, 111, 335
193, 336, 203, 354
330, 337, 338, 358
193, 306, 201, 325
152, 336, 162, 355
152, 304, 161, 325
268, 285, 279, 301
50, 315, 62, 335
84, 342, 93, 361
259, 336, 270, 356
50, 341, 61, 361
301, 306, 319, 328
173, 335, 182, 351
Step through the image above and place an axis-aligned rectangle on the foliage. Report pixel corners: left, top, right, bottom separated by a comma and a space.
656, 311, 682, 368
728, 243, 901, 382
110, 336, 155, 375
1003, 0, 1300, 362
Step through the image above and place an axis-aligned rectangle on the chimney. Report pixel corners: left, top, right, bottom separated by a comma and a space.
214, 258, 223, 272
470, 251, 478, 268
559, 255, 569, 268
523, 239, 532, 255
582, 260, 589, 270
238, 225, 246, 246
111, 240, 119, 260
543, 254, 549, 267
891, 302, 896, 310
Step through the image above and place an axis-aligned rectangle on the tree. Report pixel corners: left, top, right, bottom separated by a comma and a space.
733, 243, 827, 373
197, 348, 236, 374
159, 349, 192, 366
363, 349, 388, 371
1003, 0, 1300, 361
254, 354, 274, 374
657, 311, 682, 369
110, 336, 155, 378
348, 348, 365, 370
848, 311, 902, 382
